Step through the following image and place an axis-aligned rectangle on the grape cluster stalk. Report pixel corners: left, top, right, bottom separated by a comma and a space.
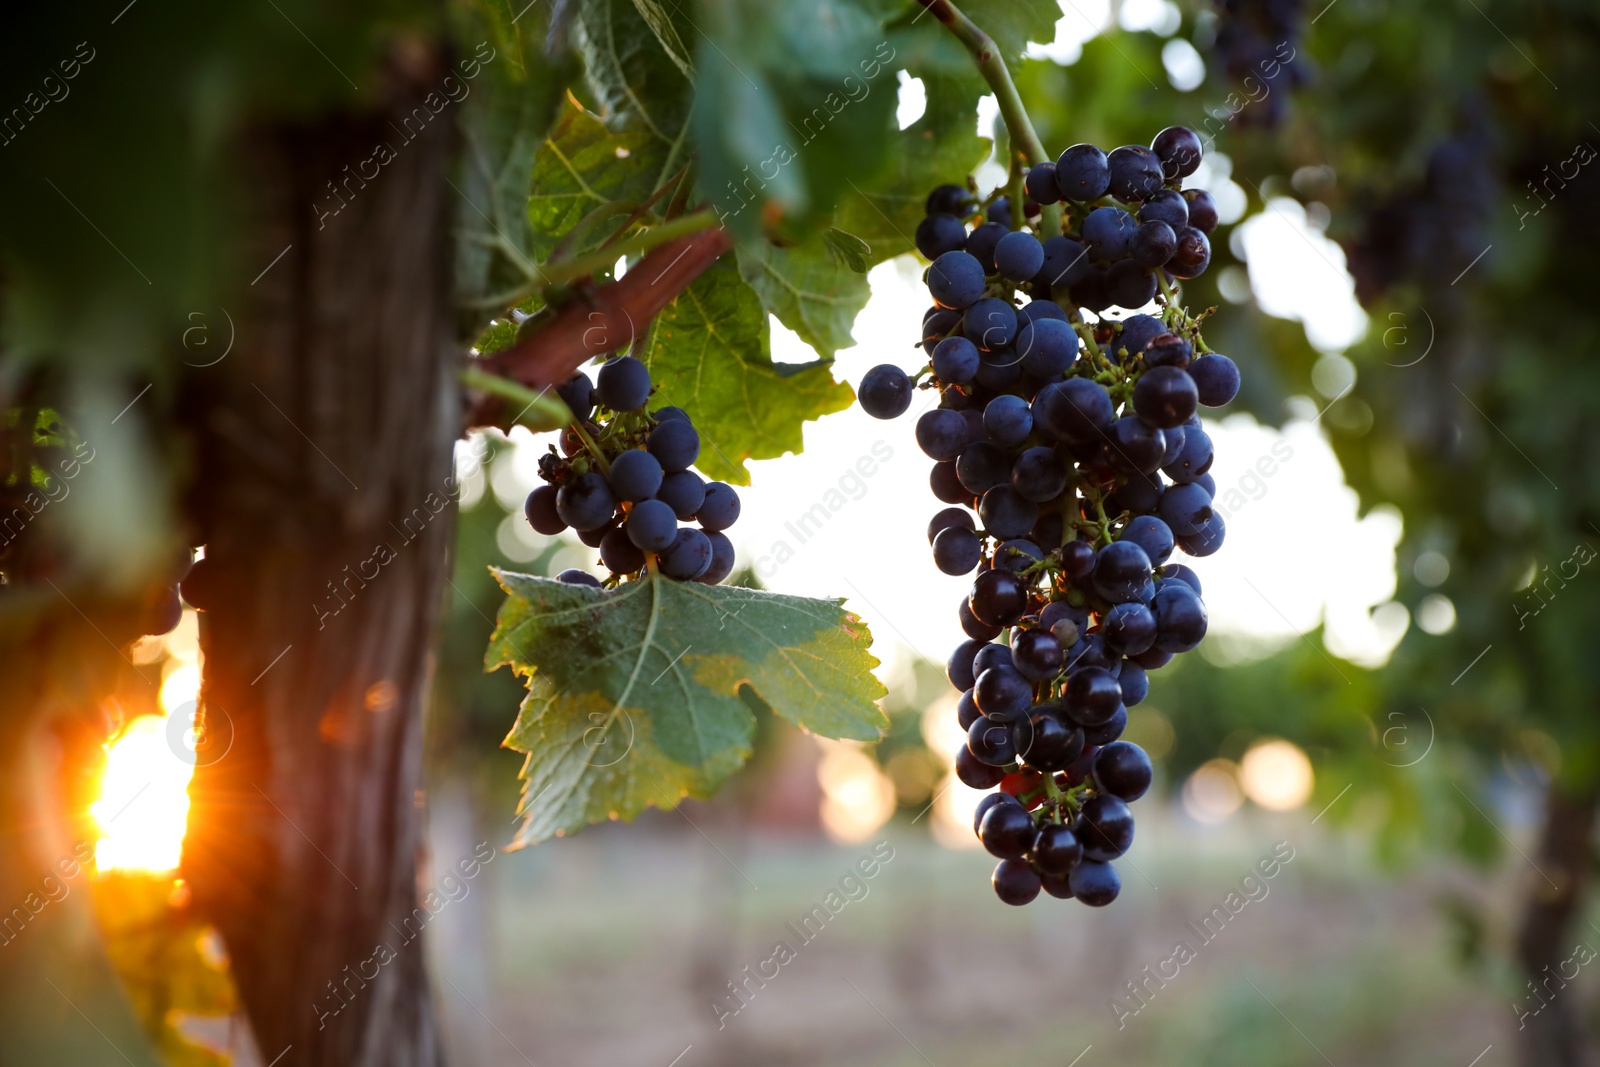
518, 355, 742, 586
860, 127, 1242, 907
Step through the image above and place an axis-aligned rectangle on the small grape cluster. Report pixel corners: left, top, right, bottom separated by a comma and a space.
860, 128, 1241, 908
521, 355, 741, 586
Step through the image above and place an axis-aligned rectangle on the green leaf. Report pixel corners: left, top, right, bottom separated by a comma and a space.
629, 0, 697, 79
691, 0, 900, 238
524, 101, 673, 264
832, 71, 991, 265
489, 569, 887, 844
637, 259, 856, 484
735, 236, 871, 357
823, 228, 874, 273
958, 0, 1062, 62
574, 0, 695, 144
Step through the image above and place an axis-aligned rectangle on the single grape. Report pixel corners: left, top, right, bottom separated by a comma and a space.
609, 449, 664, 502
1161, 426, 1214, 483
963, 297, 1019, 351
932, 336, 981, 384
927, 250, 986, 309
660, 527, 713, 580
985, 197, 1012, 228
178, 556, 220, 612
915, 213, 968, 260
1150, 126, 1203, 179
600, 526, 646, 575
958, 689, 984, 730
972, 642, 1014, 678
926, 183, 972, 217
979, 485, 1038, 540
921, 406, 966, 460
928, 506, 975, 545
1025, 162, 1061, 205
956, 442, 1013, 495
1014, 710, 1082, 773
1176, 511, 1226, 558
648, 417, 701, 471
1015, 318, 1078, 380
1041, 873, 1076, 900
1078, 795, 1135, 861
1093, 741, 1154, 801
1102, 601, 1158, 657
653, 405, 690, 422
992, 538, 1044, 574
1130, 220, 1177, 268
974, 791, 1023, 837
1183, 189, 1219, 233
858, 364, 913, 420
625, 498, 678, 551
1092, 540, 1153, 604
931, 461, 972, 505
557, 372, 595, 420
1158, 424, 1188, 468
994, 231, 1046, 283
1018, 298, 1069, 326
1120, 514, 1175, 567
1039, 236, 1092, 287
1106, 417, 1167, 475
981, 394, 1033, 447
697, 531, 736, 585
968, 714, 1019, 766
933, 527, 983, 575
1158, 482, 1214, 537
964, 222, 1008, 273
524, 484, 566, 535
1130, 646, 1172, 671
1159, 562, 1203, 595
1138, 189, 1189, 230
556, 569, 602, 587
1152, 581, 1208, 652
1082, 205, 1137, 262
992, 858, 1043, 905
657, 470, 707, 519
956, 744, 1008, 788
1107, 145, 1165, 202
1069, 859, 1121, 906
696, 482, 741, 531
1189, 354, 1241, 406
959, 598, 1002, 642
1033, 378, 1114, 443
922, 306, 962, 352
1055, 144, 1111, 201
1107, 468, 1163, 515
1065, 667, 1124, 727
1106, 260, 1158, 310
969, 568, 1028, 627
975, 665, 1033, 720
1169, 227, 1212, 278
947, 638, 983, 691
1011, 446, 1067, 502
555, 471, 617, 531
597, 355, 652, 411
576, 520, 614, 549
1032, 823, 1084, 876
1118, 662, 1149, 706
1011, 628, 1063, 681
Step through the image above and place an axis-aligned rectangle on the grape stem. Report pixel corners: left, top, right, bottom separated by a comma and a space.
458, 367, 573, 431
568, 419, 612, 476
914, 0, 1062, 237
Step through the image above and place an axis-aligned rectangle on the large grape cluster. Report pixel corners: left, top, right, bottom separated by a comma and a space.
859, 128, 1241, 908
521, 355, 741, 586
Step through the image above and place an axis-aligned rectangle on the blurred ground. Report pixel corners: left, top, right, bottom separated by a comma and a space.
424, 790, 1522, 1067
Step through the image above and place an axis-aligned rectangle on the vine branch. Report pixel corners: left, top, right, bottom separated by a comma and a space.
915, 0, 1061, 235
463, 225, 733, 430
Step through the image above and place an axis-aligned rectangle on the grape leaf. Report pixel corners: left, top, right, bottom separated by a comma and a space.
833, 71, 991, 265
823, 228, 874, 273
489, 569, 887, 844
629, 0, 697, 79
638, 259, 855, 484
959, 0, 1062, 62
735, 236, 871, 358
524, 101, 673, 264
574, 0, 694, 145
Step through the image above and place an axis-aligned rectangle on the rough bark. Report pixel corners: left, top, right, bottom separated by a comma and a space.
1515, 783, 1600, 1067
180, 66, 458, 1067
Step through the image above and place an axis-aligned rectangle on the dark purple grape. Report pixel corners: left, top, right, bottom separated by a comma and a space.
994, 231, 1045, 283
959, 598, 1002, 642
916, 213, 968, 260
1093, 741, 1154, 801
1033, 378, 1114, 443
1107, 145, 1165, 203
1106, 261, 1158, 309
1150, 126, 1203, 180
917, 408, 968, 461
1069, 859, 1121, 906
1152, 581, 1207, 652
1065, 667, 1124, 727
556, 471, 616, 531
597, 355, 652, 411
964, 222, 1008, 273
1055, 144, 1111, 201
963, 297, 1019, 351
1183, 189, 1219, 233
1130, 220, 1177, 268
1158, 482, 1214, 537
600, 526, 646, 575
932, 336, 981, 384
1039, 236, 1091, 287
993, 858, 1043, 905
1011, 628, 1063, 681
697, 482, 740, 531
1169, 227, 1212, 278
556, 568, 602, 587
697, 531, 736, 585
625, 499, 678, 551
956, 744, 1008, 788
933, 527, 983, 575
974, 791, 1022, 836
1078, 795, 1134, 861
947, 638, 983, 691
979, 485, 1039, 540
658, 470, 707, 519
928, 251, 986, 309
968, 714, 1019, 766
969, 569, 1028, 627
1011, 446, 1067, 502
975, 665, 1033, 720
609, 449, 664, 502
926, 183, 973, 217
858, 364, 913, 419
928, 506, 975, 545
1189, 354, 1241, 406
992, 539, 1044, 574
956, 442, 1013, 495
1025, 162, 1061, 205
1082, 205, 1137, 262
1032, 823, 1084, 875
1138, 189, 1189, 229
524, 485, 566, 535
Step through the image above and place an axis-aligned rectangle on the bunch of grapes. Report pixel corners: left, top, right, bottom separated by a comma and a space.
520, 355, 741, 587
859, 128, 1241, 908
1212, 0, 1309, 128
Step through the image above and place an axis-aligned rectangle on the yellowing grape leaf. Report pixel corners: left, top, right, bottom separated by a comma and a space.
488, 569, 887, 845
